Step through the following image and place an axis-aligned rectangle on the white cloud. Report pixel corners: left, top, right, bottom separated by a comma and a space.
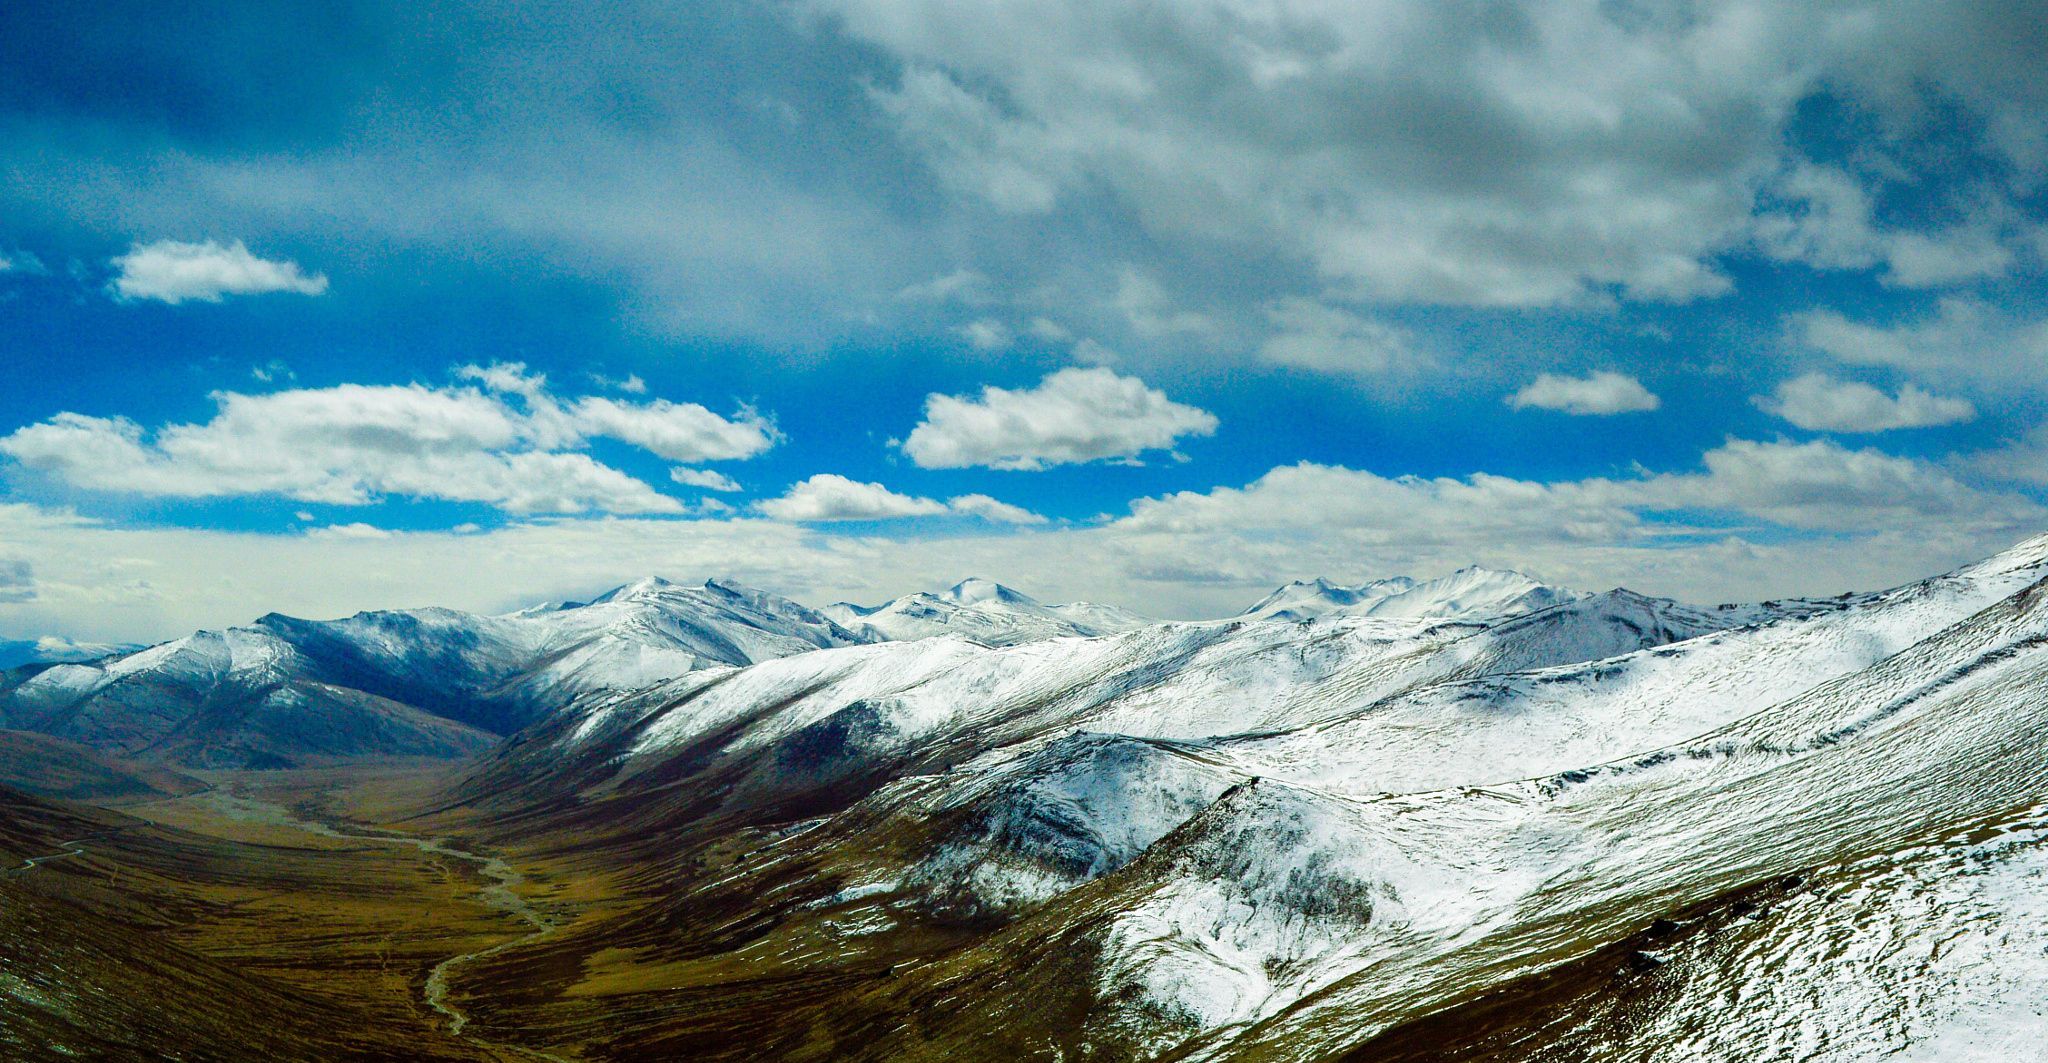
829, 1, 1779, 308
1640, 438, 2027, 531
823, 1, 2048, 310
1507, 371, 1661, 416
757, 474, 950, 521
457, 362, 777, 462
1968, 426, 2048, 488
567, 396, 778, 463
954, 318, 1012, 350
456, 361, 550, 398
32, 635, 130, 662
947, 493, 1047, 524
897, 268, 994, 305
0, 372, 779, 515
1027, 318, 1072, 343
1756, 373, 1976, 432
901, 366, 1218, 470
754, 476, 1046, 523
1792, 298, 2048, 390
4, 433, 2041, 643
591, 372, 648, 394
110, 239, 328, 304
1258, 298, 1415, 377
1110, 268, 1220, 339
671, 467, 742, 492
1753, 163, 2017, 288
310, 522, 394, 540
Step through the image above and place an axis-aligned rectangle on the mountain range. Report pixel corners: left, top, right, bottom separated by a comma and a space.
0, 566, 1587, 769
5, 539, 2048, 1060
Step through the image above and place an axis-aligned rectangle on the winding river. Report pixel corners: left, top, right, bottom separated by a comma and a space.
195, 791, 574, 1062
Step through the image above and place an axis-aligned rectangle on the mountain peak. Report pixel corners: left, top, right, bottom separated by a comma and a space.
593, 575, 680, 603
1245, 567, 1574, 622
944, 577, 1036, 607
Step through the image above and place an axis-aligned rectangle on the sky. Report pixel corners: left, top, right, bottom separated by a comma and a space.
2, 0, 2047, 645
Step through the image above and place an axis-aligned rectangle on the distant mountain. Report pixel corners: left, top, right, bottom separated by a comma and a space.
823, 577, 1150, 646
0, 638, 143, 670
454, 574, 1765, 851
1243, 565, 1579, 621
429, 533, 2048, 1060
0, 577, 868, 768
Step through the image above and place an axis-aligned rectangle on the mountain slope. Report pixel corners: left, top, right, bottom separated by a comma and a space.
420, 534, 2048, 1062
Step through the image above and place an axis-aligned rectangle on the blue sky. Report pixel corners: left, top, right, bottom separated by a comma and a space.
3, 0, 2047, 643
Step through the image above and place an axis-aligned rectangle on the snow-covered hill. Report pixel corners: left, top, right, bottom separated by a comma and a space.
433, 533, 2048, 1062
823, 577, 1150, 646
0, 576, 866, 767
1242, 566, 1579, 621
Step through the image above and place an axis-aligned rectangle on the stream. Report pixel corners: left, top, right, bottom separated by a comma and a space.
196, 791, 573, 1062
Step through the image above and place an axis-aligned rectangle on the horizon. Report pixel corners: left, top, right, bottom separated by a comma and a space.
13, 530, 2045, 664
4, 1, 2047, 643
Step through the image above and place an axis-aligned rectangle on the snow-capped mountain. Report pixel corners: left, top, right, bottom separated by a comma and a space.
428, 533, 2048, 1061
1242, 565, 1579, 621
823, 577, 1150, 646
0, 577, 866, 767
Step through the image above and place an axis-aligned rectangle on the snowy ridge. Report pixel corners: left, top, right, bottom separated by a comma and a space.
0, 576, 869, 766
448, 533, 2048, 1060
1241, 566, 1578, 621
823, 577, 1150, 646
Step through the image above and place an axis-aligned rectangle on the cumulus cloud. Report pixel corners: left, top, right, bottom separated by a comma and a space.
756, 476, 1046, 523
0, 371, 777, 515
1756, 374, 1976, 432
757, 475, 951, 521
457, 362, 777, 461
110, 239, 328, 304
670, 468, 743, 492
1507, 371, 1661, 415
567, 396, 778, 462
946, 493, 1048, 524
901, 366, 1217, 470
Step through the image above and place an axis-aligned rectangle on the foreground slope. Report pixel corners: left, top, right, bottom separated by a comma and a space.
419, 535, 2048, 1061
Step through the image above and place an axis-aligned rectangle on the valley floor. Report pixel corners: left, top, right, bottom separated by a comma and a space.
0, 762, 593, 1062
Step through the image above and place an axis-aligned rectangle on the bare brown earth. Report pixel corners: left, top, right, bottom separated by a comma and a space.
0, 752, 1837, 1063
